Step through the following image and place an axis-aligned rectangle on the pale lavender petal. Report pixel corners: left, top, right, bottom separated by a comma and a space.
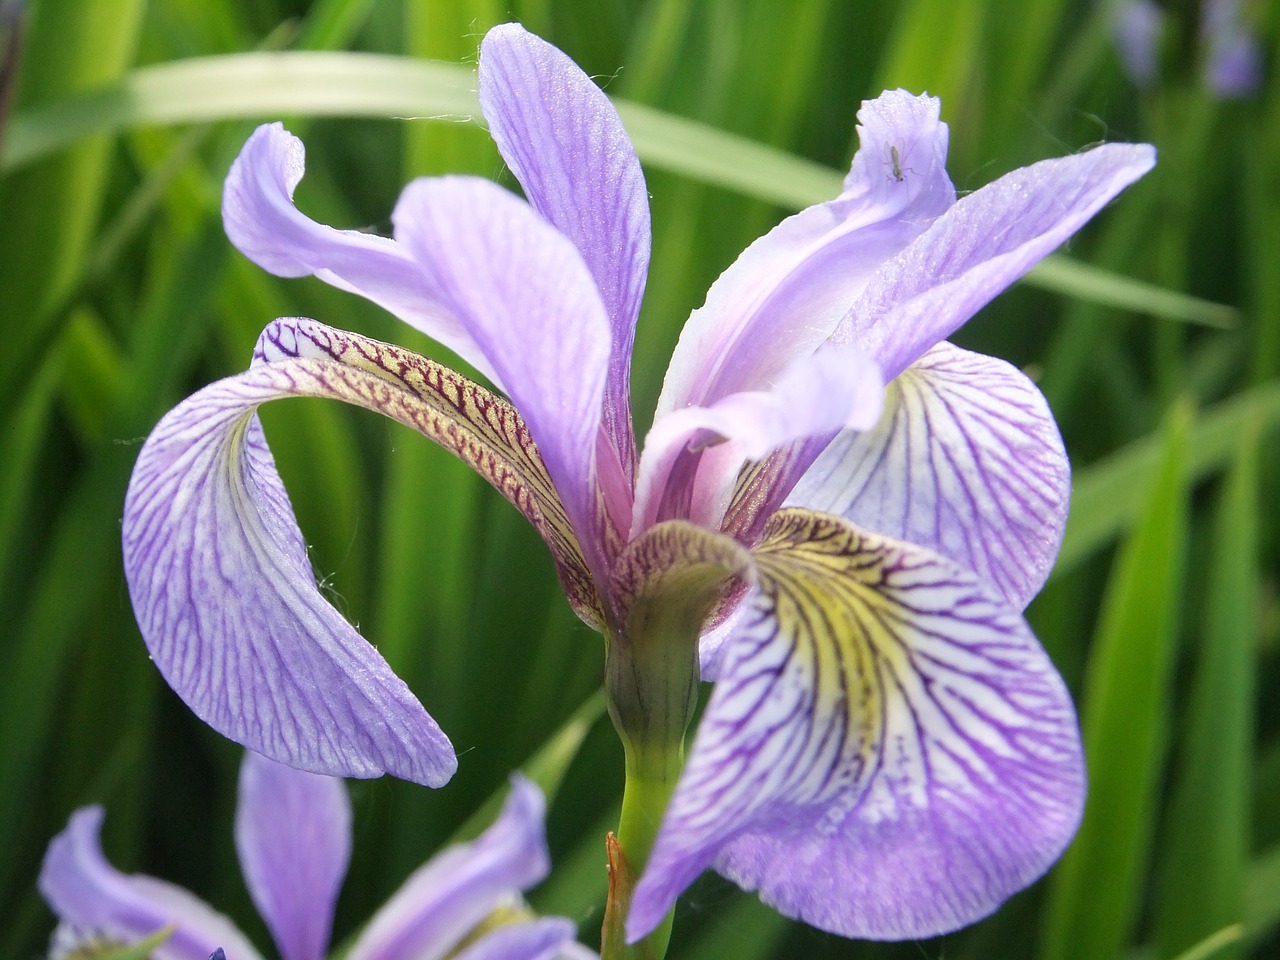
480, 23, 649, 480
656, 90, 953, 418
787, 342, 1068, 609
450, 918, 586, 960
847, 141, 1156, 381
1112, 0, 1165, 89
123, 360, 456, 786
38, 807, 264, 960
392, 176, 611, 568
629, 510, 1084, 941
346, 776, 551, 960
221, 124, 494, 382
633, 344, 884, 535
235, 751, 351, 960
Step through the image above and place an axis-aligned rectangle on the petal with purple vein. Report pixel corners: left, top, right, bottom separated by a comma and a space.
480, 23, 650, 481
39, 808, 263, 960
847, 142, 1157, 381
629, 509, 1083, 941
787, 342, 1069, 608
235, 751, 351, 960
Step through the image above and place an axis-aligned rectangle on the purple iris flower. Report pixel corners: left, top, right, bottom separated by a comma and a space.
121, 22, 1155, 945
1112, 0, 1262, 97
39, 754, 591, 960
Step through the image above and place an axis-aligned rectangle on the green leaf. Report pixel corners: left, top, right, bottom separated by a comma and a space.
1154, 436, 1258, 958
1040, 400, 1191, 960
1057, 381, 1280, 576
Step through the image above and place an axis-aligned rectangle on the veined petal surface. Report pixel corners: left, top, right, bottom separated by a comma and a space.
787, 342, 1069, 608
39, 808, 264, 960
480, 23, 649, 481
630, 509, 1084, 941
222, 124, 493, 382
252, 319, 601, 625
848, 141, 1157, 381
392, 176, 612, 572
656, 90, 953, 417
633, 344, 884, 535
346, 776, 552, 960
235, 751, 351, 960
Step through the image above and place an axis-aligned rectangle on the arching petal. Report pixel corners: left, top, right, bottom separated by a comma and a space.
39, 807, 264, 960
633, 344, 884, 535
787, 342, 1068, 608
629, 509, 1084, 942
221, 124, 493, 382
253, 319, 602, 627
235, 751, 351, 960
655, 89, 953, 417
124, 318, 604, 787
392, 175, 612, 573
847, 141, 1157, 381
346, 776, 552, 960
480, 22, 650, 479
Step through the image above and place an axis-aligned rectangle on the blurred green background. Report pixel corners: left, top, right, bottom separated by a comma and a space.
1, 0, 1276, 957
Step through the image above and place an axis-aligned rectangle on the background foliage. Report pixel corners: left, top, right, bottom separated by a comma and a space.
1, 0, 1276, 958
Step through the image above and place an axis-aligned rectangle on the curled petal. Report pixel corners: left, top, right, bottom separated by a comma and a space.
253, 319, 602, 627
38, 808, 264, 960
656, 90, 952, 418
346, 776, 552, 960
787, 342, 1068, 608
124, 352, 456, 785
221, 124, 492, 381
848, 141, 1157, 381
235, 751, 351, 960
392, 176, 612, 573
450, 918, 591, 960
634, 344, 884, 534
630, 509, 1084, 941
480, 23, 650, 478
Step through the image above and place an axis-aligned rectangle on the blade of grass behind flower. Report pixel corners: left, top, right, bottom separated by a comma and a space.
1153, 434, 1257, 958
1040, 400, 1190, 960
0, 0, 145, 405
1056, 381, 1280, 577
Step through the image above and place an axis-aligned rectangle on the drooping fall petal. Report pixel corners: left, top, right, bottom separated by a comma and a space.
39, 808, 264, 960
480, 22, 650, 483
124, 315, 608, 786
630, 509, 1084, 941
787, 342, 1069, 608
235, 751, 351, 960
345, 776, 553, 960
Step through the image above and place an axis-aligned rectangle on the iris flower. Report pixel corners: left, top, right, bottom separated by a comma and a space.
39, 752, 591, 960
121, 21, 1155, 947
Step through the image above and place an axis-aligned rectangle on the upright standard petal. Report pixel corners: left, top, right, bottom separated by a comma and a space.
480, 23, 650, 480
235, 751, 351, 960
345, 776, 552, 960
392, 176, 612, 568
633, 344, 884, 535
222, 124, 494, 382
655, 90, 953, 419
787, 342, 1069, 608
847, 141, 1157, 381
630, 510, 1084, 941
39, 808, 264, 960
